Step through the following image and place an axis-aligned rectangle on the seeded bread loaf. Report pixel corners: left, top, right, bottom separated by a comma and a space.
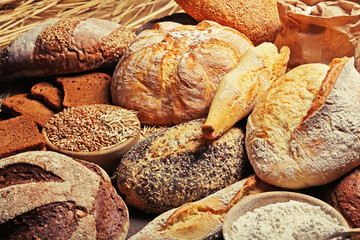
174, 0, 281, 45
111, 20, 253, 126
246, 57, 360, 189
1, 93, 55, 128
0, 116, 45, 158
30, 81, 63, 112
114, 118, 251, 214
57, 72, 112, 107
0, 151, 129, 239
0, 17, 135, 82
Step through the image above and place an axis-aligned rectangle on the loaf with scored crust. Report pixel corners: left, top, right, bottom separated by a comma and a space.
111, 20, 253, 126
246, 57, 360, 189
0, 151, 129, 239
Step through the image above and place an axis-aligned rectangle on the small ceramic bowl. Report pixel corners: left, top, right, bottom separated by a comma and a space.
42, 104, 141, 174
223, 191, 350, 240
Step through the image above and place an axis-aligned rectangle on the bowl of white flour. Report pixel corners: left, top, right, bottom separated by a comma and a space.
223, 191, 349, 240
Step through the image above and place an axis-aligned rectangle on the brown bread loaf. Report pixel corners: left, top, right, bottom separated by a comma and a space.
30, 81, 63, 112
331, 165, 360, 228
114, 118, 251, 214
57, 72, 112, 107
111, 20, 253, 126
0, 17, 135, 82
174, 0, 281, 45
0, 151, 129, 239
1, 93, 55, 128
246, 57, 360, 189
0, 116, 45, 158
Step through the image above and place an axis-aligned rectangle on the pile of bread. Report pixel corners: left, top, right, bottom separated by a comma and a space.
1, 0, 360, 239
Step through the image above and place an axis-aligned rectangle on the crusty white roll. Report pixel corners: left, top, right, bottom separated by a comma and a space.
0, 17, 135, 82
174, 0, 281, 45
246, 57, 360, 189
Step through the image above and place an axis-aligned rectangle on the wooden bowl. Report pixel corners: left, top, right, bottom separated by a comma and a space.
42, 104, 141, 174
223, 191, 350, 240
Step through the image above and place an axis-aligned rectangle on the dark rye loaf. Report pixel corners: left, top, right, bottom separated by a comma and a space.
0, 17, 135, 82
0, 151, 129, 239
114, 118, 251, 214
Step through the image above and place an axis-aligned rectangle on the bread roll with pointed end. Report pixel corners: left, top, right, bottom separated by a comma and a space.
202, 43, 290, 139
246, 57, 360, 189
129, 175, 277, 240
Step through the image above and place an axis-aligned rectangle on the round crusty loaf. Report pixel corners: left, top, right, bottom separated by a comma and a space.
0, 17, 135, 82
0, 151, 129, 239
246, 57, 360, 189
114, 118, 251, 214
111, 20, 253, 126
331, 165, 360, 228
174, 0, 281, 45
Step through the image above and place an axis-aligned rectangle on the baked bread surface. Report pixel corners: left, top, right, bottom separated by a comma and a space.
174, 0, 281, 45
111, 20, 253, 125
246, 57, 360, 189
0, 151, 129, 239
114, 118, 250, 213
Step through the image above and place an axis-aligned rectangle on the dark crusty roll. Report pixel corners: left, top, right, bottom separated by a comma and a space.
331, 165, 360, 228
0, 151, 129, 239
0, 17, 135, 82
114, 118, 251, 214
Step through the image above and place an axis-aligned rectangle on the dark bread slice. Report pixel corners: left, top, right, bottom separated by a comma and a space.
1, 93, 55, 128
0, 151, 129, 239
30, 81, 63, 112
57, 72, 111, 107
0, 116, 46, 158
114, 118, 252, 214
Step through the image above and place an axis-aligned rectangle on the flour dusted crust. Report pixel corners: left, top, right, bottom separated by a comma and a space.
174, 0, 281, 45
0, 17, 135, 82
0, 151, 129, 239
246, 57, 360, 189
129, 175, 276, 240
111, 20, 253, 126
114, 118, 251, 213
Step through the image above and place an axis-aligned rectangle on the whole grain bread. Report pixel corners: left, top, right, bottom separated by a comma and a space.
1, 93, 55, 128
114, 118, 252, 214
111, 20, 253, 126
57, 72, 112, 107
0, 17, 136, 82
30, 81, 63, 112
0, 151, 129, 239
246, 57, 360, 189
0, 116, 45, 158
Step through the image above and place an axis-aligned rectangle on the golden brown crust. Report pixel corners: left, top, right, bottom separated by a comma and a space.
111, 20, 253, 126
174, 0, 281, 45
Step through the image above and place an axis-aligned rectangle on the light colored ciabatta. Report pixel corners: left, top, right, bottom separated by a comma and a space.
114, 118, 251, 214
111, 20, 253, 126
246, 57, 360, 189
0, 151, 129, 239
0, 17, 135, 82
174, 0, 281, 45
202, 43, 290, 139
129, 175, 276, 240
